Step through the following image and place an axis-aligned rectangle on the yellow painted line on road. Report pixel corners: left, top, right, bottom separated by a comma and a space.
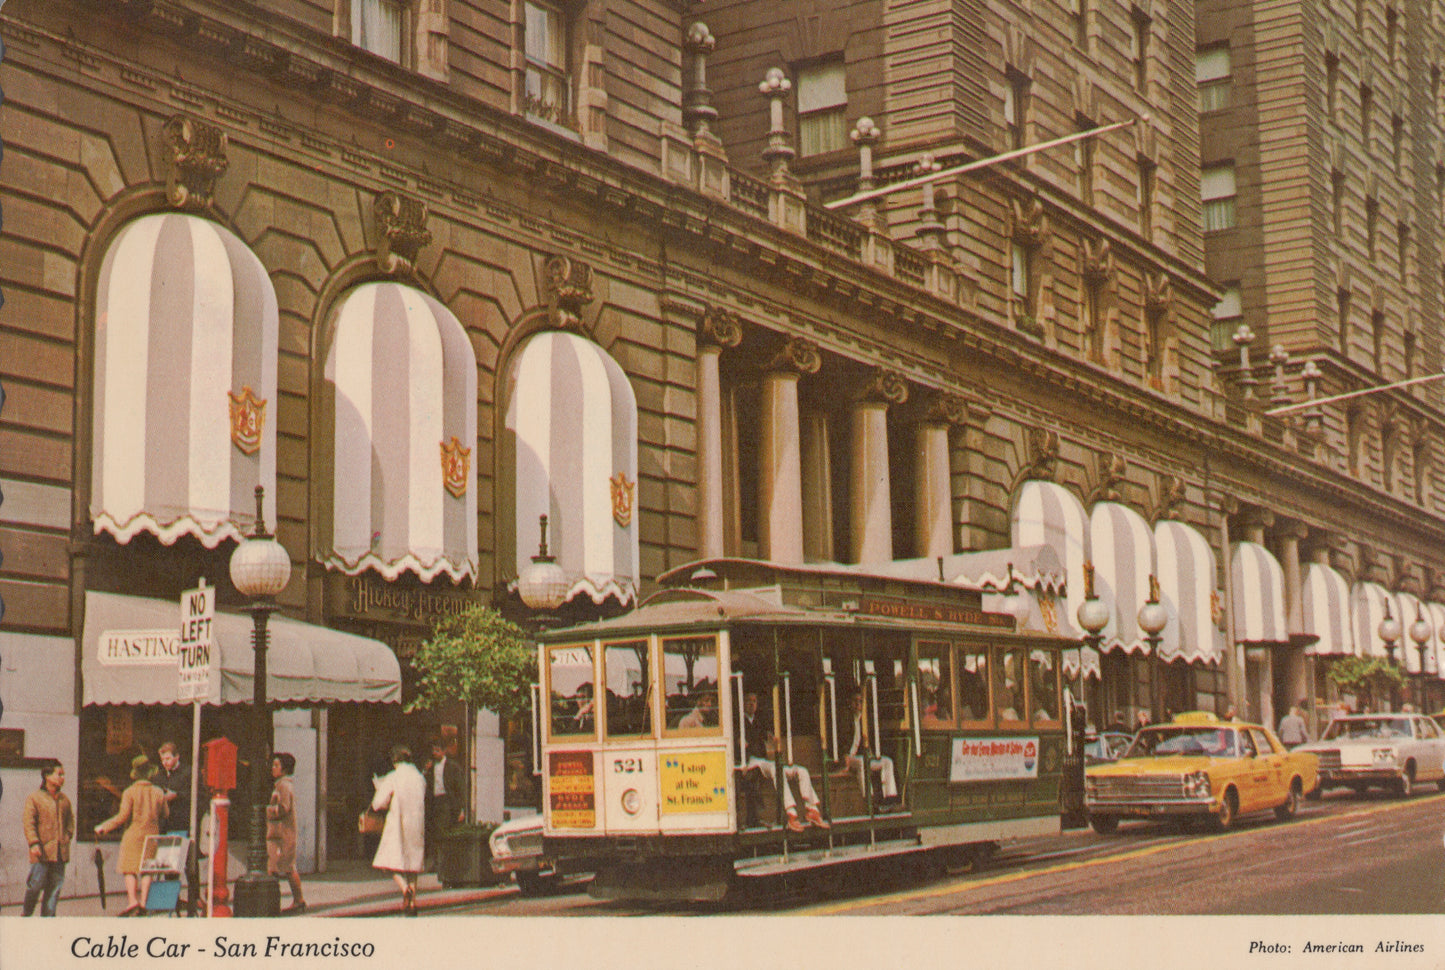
799, 792, 1444, 916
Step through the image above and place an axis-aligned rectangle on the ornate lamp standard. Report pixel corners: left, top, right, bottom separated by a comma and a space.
518, 515, 568, 616
1409, 605, 1431, 712
1378, 602, 1402, 712
1137, 575, 1169, 723
228, 486, 290, 918
1076, 562, 1110, 705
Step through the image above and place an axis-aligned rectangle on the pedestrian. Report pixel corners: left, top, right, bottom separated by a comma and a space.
1277, 704, 1310, 748
1107, 711, 1129, 734
155, 741, 191, 835
1223, 704, 1239, 722
370, 744, 426, 916
22, 760, 75, 917
93, 753, 169, 916
424, 740, 464, 871
267, 752, 306, 915
1134, 710, 1151, 731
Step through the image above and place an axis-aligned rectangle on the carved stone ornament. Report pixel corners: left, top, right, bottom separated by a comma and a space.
766, 336, 822, 375
374, 191, 433, 276
856, 368, 910, 406
700, 306, 744, 349
440, 436, 471, 498
543, 254, 595, 329
1024, 426, 1060, 482
1145, 271, 1174, 316
227, 385, 266, 455
1081, 238, 1114, 284
1010, 195, 1050, 247
1157, 473, 1187, 520
923, 392, 969, 426
163, 114, 229, 210
1091, 453, 1128, 504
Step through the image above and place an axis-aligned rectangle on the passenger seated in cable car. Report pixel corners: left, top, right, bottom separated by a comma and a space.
677, 690, 717, 729
834, 689, 899, 804
737, 691, 827, 833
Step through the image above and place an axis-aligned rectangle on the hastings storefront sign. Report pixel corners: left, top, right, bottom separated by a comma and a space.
98, 629, 181, 666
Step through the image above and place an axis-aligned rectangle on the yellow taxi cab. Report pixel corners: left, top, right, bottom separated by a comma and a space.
1084, 712, 1319, 833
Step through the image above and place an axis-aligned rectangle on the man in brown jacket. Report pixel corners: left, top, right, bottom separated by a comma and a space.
23, 760, 75, 916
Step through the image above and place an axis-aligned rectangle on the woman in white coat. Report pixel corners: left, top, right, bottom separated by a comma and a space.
371, 745, 427, 915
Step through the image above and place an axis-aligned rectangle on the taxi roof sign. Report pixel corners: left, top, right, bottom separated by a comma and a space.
1171, 711, 1220, 725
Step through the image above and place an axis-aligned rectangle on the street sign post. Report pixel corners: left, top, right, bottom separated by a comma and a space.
178, 579, 215, 703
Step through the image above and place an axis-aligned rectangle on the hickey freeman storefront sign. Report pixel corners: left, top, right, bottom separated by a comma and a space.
98, 629, 181, 665
324, 574, 478, 628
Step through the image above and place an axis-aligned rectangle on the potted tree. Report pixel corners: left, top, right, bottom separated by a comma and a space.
408, 603, 536, 887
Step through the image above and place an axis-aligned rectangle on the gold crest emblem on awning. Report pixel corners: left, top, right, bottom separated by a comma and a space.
227, 386, 267, 455
610, 472, 635, 527
441, 437, 471, 498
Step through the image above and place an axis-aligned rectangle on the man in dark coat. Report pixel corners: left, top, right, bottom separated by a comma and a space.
424, 740, 465, 870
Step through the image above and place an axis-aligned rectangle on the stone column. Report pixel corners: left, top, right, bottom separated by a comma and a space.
696, 307, 742, 560
800, 410, 834, 562
914, 393, 966, 560
850, 369, 908, 565
759, 337, 820, 564
1278, 520, 1310, 724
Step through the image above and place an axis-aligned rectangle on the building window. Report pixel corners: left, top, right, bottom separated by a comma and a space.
1415, 439, 1431, 507
1331, 167, 1346, 235
1365, 195, 1378, 257
1326, 53, 1340, 119
1347, 407, 1366, 477
1196, 46, 1231, 113
1005, 70, 1031, 151
1337, 285, 1352, 355
1405, 329, 1417, 380
1361, 83, 1373, 150
796, 60, 848, 156
1082, 276, 1105, 361
352, 0, 405, 62
1075, 120, 1095, 204
1210, 283, 1242, 352
1398, 223, 1410, 281
1382, 426, 1399, 492
1372, 308, 1386, 373
1010, 239, 1032, 320
523, 0, 572, 127
1138, 155, 1156, 237
1069, 0, 1089, 47
1201, 164, 1237, 231
1387, 5, 1399, 63
1130, 8, 1151, 92
1392, 114, 1405, 170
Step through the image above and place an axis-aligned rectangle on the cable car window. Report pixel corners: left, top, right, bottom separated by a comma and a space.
548, 643, 596, 739
956, 645, 991, 724
603, 640, 652, 738
996, 647, 1027, 726
663, 636, 721, 735
1029, 649, 1061, 726
918, 641, 954, 728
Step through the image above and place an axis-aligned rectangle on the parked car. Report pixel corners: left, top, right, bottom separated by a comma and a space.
1083, 730, 1133, 766
1085, 711, 1318, 834
487, 813, 584, 895
1293, 712, 1445, 797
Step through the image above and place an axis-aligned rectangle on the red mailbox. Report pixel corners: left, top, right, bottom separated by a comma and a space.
204, 737, 237, 792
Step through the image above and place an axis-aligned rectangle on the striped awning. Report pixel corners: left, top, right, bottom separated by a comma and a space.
91, 212, 278, 547
507, 331, 640, 605
1010, 482, 1096, 679
1427, 603, 1445, 679
1394, 591, 1430, 675
321, 282, 479, 583
1230, 541, 1288, 643
1300, 562, 1355, 656
1350, 581, 1399, 661
1089, 502, 1154, 655
1154, 520, 1223, 665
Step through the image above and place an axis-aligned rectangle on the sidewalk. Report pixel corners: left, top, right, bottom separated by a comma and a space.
47, 863, 519, 919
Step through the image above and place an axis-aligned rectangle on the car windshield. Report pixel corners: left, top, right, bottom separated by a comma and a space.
1124, 727, 1236, 758
1321, 717, 1412, 740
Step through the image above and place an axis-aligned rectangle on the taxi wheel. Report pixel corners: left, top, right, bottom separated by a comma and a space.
1273, 781, 1300, 821
1089, 814, 1119, 834
1211, 789, 1238, 832
1304, 783, 1323, 802
516, 871, 559, 897
1394, 766, 1414, 798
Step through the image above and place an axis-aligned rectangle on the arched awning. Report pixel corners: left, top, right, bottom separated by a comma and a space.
1010, 481, 1096, 679
91, 212, 279, 546
507, 331, 640, 606
321, 282, 479, 583
1351, 581, 1399, 661
1089, 502, 1154, 655
1230, 541, 1288, 643
1155, 520, 1223, 665
1301, 562, 1355, 656
1394, 591, 1430, 675
1427, 603, 1445, 679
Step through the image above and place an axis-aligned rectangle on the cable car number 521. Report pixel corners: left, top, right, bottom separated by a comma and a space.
612, 757, 645, 773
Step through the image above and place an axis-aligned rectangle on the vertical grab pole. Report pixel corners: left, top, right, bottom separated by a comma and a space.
733, 671, 747, 766
824, 673, 839, 761
530, 683, 543, 776
868, 674, 881, 758
782, 672, 795, 766
910, 678, 923, 756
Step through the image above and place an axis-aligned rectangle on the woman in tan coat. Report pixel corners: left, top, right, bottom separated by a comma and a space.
94, 754, 169, 916
266, 752, 305, 914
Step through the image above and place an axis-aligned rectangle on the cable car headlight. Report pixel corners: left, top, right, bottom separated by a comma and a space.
621, 788, 642, 815
1182, 771, 1211, 798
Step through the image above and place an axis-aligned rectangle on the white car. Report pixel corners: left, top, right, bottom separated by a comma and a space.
488, 814, 563, 895
1295, 713, 1445, 797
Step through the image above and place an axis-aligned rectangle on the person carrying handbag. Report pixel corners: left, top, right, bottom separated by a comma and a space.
369, 745, 426, 915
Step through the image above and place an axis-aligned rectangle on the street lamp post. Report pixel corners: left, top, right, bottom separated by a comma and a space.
228, 486, 291, 918
1409, 605, 1431, 712
1378, 602, 1401, 712
518, 514, 569, 617
1076, 561, 1110, 711
1137, 575, 1169, 724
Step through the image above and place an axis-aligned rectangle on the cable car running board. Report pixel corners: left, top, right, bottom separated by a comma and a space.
734, 836, 925, 878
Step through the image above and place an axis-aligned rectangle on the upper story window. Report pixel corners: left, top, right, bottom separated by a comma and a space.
1201, 164, 1237, 231
1387, 5, 1399, 63
1130, 9, 1151, 92
353, 0, 405, 62
1210, 283, 1242, 352
1075, 120, 1095, 205
1196, 46, 1231, 113
1069, 0, 1089, 47
1004, 70, 1031, 151
523, 0, 572, 127
796, 61, 849, 155
1326, 53, 1340, 119
1138, 155, 1156, 237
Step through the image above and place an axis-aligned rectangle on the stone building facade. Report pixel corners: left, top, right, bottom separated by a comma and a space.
0, 0, 1443, 903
